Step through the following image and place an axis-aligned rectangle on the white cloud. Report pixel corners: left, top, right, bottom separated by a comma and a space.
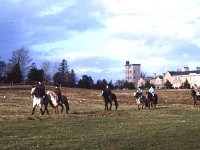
1, 0, 200, 81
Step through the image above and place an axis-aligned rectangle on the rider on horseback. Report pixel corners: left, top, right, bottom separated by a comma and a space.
105, 85, 112, 99
54, 85, 62, 103
136, 86, 143, 100
149, 86, 155, 95
36, 81, 46, 101
193, 84, 200, 96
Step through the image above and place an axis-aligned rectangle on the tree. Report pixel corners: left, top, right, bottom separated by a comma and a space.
0, 58, 6, 77
124, 81, 135, 89
181, 79, 191, 89
6, 63, 22, 83
95, 79, 108, 90
144, 80, 151, 89
67, 69, 77, 87
9, 48, 32, 80
53, 59, 69, 86
27, 63, 44, 82
115, 80, 125, 89
41, 61, 51, 82
164, 80, 173, 89
78, 75, 94, 89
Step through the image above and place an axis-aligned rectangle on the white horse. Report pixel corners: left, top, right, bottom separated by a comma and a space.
46, 90, 59, 114
31, 86, 49, 115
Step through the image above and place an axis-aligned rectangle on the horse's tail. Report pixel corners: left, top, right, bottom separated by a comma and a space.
62, 95, 70, 110
111, 93, 118, 108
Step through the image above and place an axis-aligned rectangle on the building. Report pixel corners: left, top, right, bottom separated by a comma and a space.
164, 68, 200, 88
125, 61, 141, 86
137, 77, 154, 87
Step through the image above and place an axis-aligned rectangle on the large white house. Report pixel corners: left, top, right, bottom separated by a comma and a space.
133, 65, 200, 89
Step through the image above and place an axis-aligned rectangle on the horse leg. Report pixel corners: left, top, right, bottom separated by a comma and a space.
39, 104, 44, 115
114, 100, 118, 111
59, 103, 64, 113
44, 104, 49, 115
66, 104, 69, 113
194, 98, 197, 107
31, 105, 36, 115
138, 104, 140, 110
109, 102, 112, 110
105, 102, 108, 111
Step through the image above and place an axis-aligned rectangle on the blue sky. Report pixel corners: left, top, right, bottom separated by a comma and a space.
1, 0, 200, 81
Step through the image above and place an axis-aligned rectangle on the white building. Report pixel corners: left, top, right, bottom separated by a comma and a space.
125, 61, 141, 86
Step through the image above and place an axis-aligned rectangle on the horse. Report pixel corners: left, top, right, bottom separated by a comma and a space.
191, 89, 200, 107
46, 90, 59, 114
146, 92, 158, 108
133, 91, 147, 110
31, 86, 49, 115
46, 91, 70, 114
59, 95, 70, 113
101, 90, 118, 111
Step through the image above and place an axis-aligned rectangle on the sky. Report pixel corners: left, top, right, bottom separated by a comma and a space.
1, 0, 200, 82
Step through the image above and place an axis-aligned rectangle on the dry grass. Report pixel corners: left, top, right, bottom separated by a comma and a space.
1, 85, 200, 150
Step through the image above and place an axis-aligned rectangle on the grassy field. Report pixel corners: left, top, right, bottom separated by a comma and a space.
1, 85, 200, 150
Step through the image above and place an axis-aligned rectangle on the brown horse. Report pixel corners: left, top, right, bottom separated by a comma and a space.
102, 90, 118, 111
146, 92, 158, 108
191, 89, 200, 107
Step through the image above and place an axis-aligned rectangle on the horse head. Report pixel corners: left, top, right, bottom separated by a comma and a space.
46, 90, 58, 107
191, 89, 196, 97
31, 86, 37, 97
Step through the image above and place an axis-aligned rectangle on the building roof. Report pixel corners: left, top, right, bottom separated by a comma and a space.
168, 70, 200, 76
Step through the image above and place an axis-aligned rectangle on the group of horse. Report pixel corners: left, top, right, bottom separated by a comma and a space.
31, 86, 69, 115
31, 86, 160, 115
133, 91, 158, 110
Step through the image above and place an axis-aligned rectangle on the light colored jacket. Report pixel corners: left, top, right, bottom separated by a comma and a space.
149, 87, 155, 93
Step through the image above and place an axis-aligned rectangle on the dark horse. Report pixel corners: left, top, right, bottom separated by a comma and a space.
59, 95, 70, 113
102, 90, 118, 111
146, 92, 158, 108
191, 89, 200, 107
133, 91, 148, 110
31, 86, 50, 115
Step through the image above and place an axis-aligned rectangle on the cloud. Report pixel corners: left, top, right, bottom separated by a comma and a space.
1, 0, 200, 82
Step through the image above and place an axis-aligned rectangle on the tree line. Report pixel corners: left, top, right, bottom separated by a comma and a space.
0, 48, 139, 90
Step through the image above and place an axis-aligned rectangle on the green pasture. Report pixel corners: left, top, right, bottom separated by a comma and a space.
0, 85, 200, 150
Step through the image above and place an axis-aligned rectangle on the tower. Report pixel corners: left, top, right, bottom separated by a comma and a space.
125, 61, 141, 86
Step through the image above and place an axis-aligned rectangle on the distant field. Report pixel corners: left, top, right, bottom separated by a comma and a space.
1, 85, 200, 150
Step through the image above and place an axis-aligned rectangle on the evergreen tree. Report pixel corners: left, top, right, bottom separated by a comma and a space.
27, 63, 44, 82
164, 80, 173, 89
78, 75, 94, 89
181, 79, 191, 89
53, 59, 69, 87
144, 80, 151, 89
6, 63, 22, 83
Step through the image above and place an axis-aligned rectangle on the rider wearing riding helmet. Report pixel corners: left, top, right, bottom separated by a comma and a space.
137, 86, 143, 99
36, 81, 46, 100
149, 86, 155, 96
54, 85, 62, 103
105, 85, 112, 98
193, 84, 200, 95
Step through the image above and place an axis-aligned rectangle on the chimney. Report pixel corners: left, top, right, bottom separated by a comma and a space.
125, 61, 130, 66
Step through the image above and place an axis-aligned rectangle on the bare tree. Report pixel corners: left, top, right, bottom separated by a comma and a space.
9, 48, 32, 80
41, 61, 51, 82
